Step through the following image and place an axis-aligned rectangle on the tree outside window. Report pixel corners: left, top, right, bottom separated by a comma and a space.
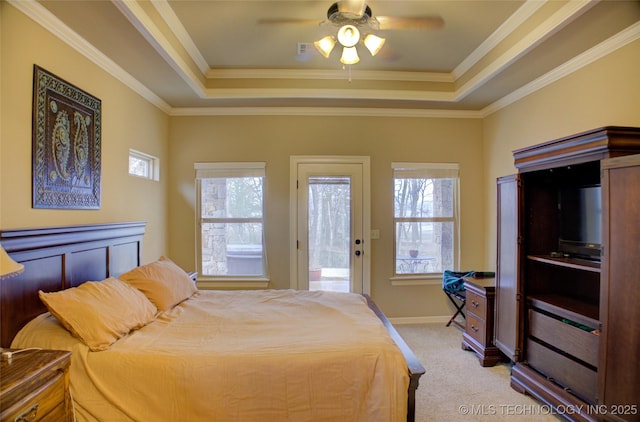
195, 163, 267, 278
393, 163, 459, 276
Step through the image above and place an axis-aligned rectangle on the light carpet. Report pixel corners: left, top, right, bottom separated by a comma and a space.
394, 323, 562, 421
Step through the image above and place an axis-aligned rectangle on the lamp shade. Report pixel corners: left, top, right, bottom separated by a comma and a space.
364, 34, 386, 56
0, 245, 24, 280
340, 46, 360, 64
314, 36, 336, 58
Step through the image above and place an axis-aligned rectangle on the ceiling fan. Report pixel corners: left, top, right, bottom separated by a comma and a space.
258, 0, 444, 31
258, 0, 444, 65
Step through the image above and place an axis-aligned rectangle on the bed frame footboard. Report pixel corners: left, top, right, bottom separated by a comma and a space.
364, 295, 425, 422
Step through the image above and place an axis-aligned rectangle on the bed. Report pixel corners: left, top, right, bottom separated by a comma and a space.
0, 222, 425, 422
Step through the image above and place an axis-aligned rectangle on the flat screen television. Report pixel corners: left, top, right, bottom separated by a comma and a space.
558, 185, 602, 260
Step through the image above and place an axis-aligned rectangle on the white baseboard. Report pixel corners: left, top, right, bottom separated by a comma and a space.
389, 316, 451, 325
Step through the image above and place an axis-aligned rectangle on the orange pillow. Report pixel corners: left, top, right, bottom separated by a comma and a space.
39, 277, 157, 351
119, 256, 197, 311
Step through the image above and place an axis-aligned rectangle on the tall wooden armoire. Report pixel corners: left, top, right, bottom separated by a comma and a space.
495, 127, 640, 422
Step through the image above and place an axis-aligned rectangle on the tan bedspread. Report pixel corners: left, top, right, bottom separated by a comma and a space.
13, 289, 409, 421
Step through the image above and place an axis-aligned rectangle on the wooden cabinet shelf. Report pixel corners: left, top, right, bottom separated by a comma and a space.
527, 255, 600, 273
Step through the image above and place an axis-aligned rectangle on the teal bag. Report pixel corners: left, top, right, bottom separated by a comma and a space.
442, 270, 475, 293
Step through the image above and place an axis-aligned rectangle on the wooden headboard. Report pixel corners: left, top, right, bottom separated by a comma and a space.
0, 222, 146, 347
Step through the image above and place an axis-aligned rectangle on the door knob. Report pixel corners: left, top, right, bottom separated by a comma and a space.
355, 250, 361, 256
355, 239, 361, 245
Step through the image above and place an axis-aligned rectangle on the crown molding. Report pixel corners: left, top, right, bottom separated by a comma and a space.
151, 0, 209, 74
206, 68, 454, 82
8, 0, 172, 114
453, 0, 546, 79
169, 107, 483, 118
455, 0, 596, 101
112, 0, 208, 98
200, 87, 456, 101
481, 21, 640, 117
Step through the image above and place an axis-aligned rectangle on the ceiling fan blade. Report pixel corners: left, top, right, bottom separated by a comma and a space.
375, 15, 444, 30
337, 0, 367, 18
257, 18, 323, 26
376, 44, 401, 62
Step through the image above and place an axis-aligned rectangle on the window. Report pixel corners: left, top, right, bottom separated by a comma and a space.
392, 162, 459, 276
129, 149, 159, 181
195, 162, 267, 279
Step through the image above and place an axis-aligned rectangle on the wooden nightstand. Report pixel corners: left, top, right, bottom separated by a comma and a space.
0, 349, 72, 421
461, 276, 504, 367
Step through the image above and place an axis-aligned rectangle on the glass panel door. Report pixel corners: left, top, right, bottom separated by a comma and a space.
296, 162, 364, 293
308, 176, 351, 292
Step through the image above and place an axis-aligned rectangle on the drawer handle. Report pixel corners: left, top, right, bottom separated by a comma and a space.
471, 300, 479, 308
14, 403, 38, 422
471, 325, 479, 333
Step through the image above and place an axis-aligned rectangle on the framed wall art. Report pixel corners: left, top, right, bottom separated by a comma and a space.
32, 65, 102, 209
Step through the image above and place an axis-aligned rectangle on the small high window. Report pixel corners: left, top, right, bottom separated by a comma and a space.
129, 149, 159, 181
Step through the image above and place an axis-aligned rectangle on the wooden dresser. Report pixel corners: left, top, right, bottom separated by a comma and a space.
461, 276, 503, 367
0, 349, 72, 421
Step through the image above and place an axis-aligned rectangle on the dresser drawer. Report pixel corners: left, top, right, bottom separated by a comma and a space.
1, 371, 66, 422
466, 289, 487, 318
465, 313, 486, 345
529, 309, 598, 367
526, 339, 596, 403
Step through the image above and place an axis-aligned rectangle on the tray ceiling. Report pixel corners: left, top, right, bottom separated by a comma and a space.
14, 0, 640, 114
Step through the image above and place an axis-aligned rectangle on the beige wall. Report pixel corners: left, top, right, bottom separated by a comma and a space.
482, 39, 640, 269
0, 3, 169, 263
4, 1, 639, 319
168, 115, 486, 317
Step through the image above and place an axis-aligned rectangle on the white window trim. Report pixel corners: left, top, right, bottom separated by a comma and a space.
194, 162, 265, 178
391, 162, 461, 282
194, 162, 269, 288
129, 149, 160, 181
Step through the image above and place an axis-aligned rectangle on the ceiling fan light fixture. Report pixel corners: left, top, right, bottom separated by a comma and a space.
363, 34, 385, 56
337, 25, 360, 47
340, 46, 360, 64
314, 35, 336, 58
